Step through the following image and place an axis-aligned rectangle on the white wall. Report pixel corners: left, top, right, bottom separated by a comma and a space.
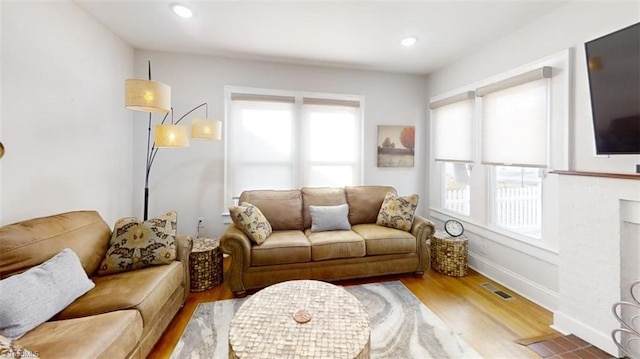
132, 50, 427, 237
1, 1, 134, 226
426, 1, 639, 355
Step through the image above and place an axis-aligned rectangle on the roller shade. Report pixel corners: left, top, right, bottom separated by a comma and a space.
480, 70, 551, 168
430, 91, 475, 163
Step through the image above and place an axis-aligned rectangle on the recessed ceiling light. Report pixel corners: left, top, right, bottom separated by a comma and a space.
171, 4, 193, 18
401, 37, 418, 47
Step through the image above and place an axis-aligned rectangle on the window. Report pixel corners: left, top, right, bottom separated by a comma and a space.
225, 88, 363, 208
429, 49, 569, 248
478, 67, 550, 238
430, 91, 475, 215
491, 166, 542, 238
443, 162, 470, 216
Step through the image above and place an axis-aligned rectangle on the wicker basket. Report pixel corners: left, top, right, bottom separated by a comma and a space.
189, 237, 223, 292
431, 230, 468, 277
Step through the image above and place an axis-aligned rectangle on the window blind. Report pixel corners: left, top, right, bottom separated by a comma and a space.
430, 91, 475, 163
478, 67, 551, 167
226, 90, 363, 208
226, 99, 296, 207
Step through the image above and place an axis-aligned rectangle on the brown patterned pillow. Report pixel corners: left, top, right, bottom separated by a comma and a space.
0, 335, 39, 359
376, 192, 419, 231
229, 202, 272, 245
98, 211, 177, 275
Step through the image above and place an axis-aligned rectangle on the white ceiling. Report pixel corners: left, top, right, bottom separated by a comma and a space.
75, 1, 569, 75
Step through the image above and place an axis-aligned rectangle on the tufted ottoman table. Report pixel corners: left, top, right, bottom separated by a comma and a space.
228, 280, 370, 359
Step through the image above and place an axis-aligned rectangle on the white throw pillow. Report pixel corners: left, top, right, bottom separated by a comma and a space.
0, 248, 95, 339
309, 204, 351, 232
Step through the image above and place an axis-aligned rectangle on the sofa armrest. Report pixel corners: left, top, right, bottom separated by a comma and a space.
175, 234, 193, 304
411, 215, 435, 272
220, 224, 253, 295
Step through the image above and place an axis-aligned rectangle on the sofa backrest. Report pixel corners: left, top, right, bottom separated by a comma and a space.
345, 186, 397, 225
239, 189, 304, 230
0, 210, 111, 279
301, 187, 348, 229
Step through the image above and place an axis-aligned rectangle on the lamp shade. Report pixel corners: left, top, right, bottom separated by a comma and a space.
155, 125, 189, 148
191, 118, 222, 140
125, 79, 171, 113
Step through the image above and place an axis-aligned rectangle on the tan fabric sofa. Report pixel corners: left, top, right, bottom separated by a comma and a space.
221, 186, 435, 297
0, 210, 192, 359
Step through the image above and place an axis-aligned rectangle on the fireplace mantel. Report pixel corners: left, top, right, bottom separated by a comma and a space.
551, 170, 640, 180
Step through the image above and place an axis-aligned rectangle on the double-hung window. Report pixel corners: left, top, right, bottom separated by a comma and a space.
430, 91, 475, 216
477, 67, 552, 239
225, 88, 363, 209
429, 49, 569, 249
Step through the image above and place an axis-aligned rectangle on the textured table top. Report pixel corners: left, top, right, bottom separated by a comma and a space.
191, 237, 219, 252
228, 280, 371, 359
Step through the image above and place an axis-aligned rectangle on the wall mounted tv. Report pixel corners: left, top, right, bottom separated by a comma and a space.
585, 22, 640, 155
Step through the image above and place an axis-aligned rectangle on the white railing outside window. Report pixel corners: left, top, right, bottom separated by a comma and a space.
443, 162, 470, 216
444, 188, 470, 215
491, 166, 542, 239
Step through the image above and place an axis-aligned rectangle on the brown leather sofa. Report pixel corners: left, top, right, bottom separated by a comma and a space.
221, 186, 435, 297
0, 210, 192, 359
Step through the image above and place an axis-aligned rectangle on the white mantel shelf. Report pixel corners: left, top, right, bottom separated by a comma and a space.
551, 170, 640, 180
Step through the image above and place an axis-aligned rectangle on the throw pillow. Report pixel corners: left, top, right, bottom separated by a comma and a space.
98, 211, 177, 276
376, 192, 419, 231
0, 334, 39, 359
0, 248, 95, 340
229, 202, 272, 245
309, 204, 351, 232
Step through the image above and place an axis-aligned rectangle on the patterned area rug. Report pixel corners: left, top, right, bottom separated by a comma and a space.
170, 280, 482, 358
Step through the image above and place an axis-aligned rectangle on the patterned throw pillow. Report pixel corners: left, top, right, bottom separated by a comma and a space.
229, 202, 272, 245
376, 192, 419, 231
1, 334, 39, 358
98, 211, 177, 275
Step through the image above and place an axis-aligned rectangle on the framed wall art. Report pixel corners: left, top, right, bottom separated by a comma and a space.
377, 125, 415, 167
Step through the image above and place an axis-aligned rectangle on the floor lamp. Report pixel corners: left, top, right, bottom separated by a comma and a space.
125, 61, 222, 220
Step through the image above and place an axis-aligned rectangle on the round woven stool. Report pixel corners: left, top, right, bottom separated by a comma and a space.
431, 230, 468, 277
189, 237, 223, 292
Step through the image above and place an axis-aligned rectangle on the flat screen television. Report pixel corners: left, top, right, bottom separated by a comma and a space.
585, 22, 640, 155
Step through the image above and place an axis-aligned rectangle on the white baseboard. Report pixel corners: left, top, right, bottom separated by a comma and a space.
553, 311, 618, 356
468, 252, 559, 311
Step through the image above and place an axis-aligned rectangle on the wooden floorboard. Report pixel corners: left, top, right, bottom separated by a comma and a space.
148, 259, 556, 358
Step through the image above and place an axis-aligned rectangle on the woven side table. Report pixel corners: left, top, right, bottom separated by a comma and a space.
189, 237, 223, 292
431, 230, 468, 277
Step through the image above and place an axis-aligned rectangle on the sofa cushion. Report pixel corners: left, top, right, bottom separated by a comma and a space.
15, 310, 142, 359
251, 231, 311, 266
240, 190, 304, 230
305, 229, 366, 261
301, 187, 347, 229
345, 186, 397, 225
351, 224, 417, 255
56, 261, 183, 329
0, 248, 95, 339
0, 210, 111, 279
98, 211, 177, 276
309, 204, 351, 232
229, 202, 272, 244
376, 192, 419, 231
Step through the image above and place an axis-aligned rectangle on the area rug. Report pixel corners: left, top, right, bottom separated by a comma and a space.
170, 280, 482, 358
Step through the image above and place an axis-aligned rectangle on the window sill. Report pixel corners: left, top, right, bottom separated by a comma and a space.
429, 207, 559, 265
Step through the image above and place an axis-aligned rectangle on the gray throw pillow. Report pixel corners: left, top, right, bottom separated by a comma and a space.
309, 204, 351, 232
0, 248, 95, 339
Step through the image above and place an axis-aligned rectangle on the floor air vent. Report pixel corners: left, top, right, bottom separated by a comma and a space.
480, 282, 514, 300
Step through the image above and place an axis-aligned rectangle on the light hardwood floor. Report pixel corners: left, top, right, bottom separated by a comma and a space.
148, 259, 557, 358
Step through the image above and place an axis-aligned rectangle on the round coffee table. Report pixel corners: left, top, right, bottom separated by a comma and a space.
228, 280, 370, 359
